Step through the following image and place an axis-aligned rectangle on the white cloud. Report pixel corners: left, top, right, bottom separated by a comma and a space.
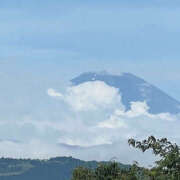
98, 113, 127, 129
59, 135, 112, 147
125, 101, 149, 117
48, 81, 124, 111
0, 81, 179, 166
46, 82, 180, 157
0, 140, 71, 159
47, 88, 63, 97
65, 81, 123, 111
97, 101, 178, 133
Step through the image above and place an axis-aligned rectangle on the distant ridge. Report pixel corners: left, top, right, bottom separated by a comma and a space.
71, 72, 180, 114
0, 157, 129, 180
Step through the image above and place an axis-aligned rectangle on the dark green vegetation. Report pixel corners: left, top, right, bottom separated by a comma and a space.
128, 136, 180, 180
72, 162, 138, 180
72, 136, 180, 180
0, 157, 128, 180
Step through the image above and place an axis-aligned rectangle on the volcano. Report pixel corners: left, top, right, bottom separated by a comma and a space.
71, 72, 180, 114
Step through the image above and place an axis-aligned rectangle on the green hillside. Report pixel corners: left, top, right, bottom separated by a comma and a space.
0, 157, 129, 180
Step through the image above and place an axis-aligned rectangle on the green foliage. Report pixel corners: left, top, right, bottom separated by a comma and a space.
72, 162, 138, 180
72, 167, 95, 180
128, 136, 180, 180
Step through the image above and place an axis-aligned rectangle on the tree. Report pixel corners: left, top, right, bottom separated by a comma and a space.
72, 166, 95, 180
72, 162, 138, 180
128, 136, 180, 179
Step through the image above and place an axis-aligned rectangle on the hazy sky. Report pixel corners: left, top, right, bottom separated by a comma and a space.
1, 0, 180, 98
0, 0, 180, 165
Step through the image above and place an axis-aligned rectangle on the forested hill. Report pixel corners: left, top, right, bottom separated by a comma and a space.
0, 157, 129, 180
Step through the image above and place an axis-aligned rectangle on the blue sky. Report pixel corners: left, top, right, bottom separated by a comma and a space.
1, 0, 180, 99
0, 0, 180, 164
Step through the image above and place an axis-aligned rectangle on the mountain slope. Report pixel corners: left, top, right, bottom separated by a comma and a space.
71, 72, 180, 114
0, 157, 129, 180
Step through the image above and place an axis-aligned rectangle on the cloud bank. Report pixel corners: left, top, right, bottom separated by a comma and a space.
47, 81, 123, 111
0, 80, 179, 166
